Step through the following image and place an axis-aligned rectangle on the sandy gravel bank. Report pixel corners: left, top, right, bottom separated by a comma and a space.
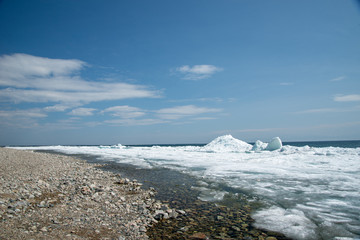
0, 148, 176, 240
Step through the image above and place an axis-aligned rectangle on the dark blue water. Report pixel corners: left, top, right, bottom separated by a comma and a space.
283, 140, 360, 148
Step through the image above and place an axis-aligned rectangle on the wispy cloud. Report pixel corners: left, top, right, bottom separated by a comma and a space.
168, 97, 236, 103
294, 105, 360, 114
193, 117, 217, 120
102, 105, 145, 118
0, 108, 47, 128
334, 94, 360, 102
44, 103, 81, 112
330, 76, 346, 82
156, 105, 222, 119
294, 108, 340, 114
105, 118, 168, 126
68, 108, 97, 116
0, 53, 160, 104
101, 104, 222, 126
175, 65, 222, 80
0, 109, 47, 118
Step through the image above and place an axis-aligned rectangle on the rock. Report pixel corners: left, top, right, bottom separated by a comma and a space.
180, 226, 190, 232
189, 232, 209, 239
161, 204, 170, 211
80, 186, 91, 195
37, 202, 48, 208
154, 210, 169, 220
37, 179, 50, 188
266, 237, 278, 240
168, 209, 179, 219
7, 209, 16, 214
232, 225, 241, 231
176, 209, 186, 215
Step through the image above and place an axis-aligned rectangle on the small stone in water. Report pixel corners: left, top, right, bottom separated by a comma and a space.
189, 232, 209, 239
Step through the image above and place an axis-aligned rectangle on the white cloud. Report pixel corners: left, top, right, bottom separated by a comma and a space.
101, 104, 221, 126
169, 97, 231, 103
193, 117, 217, 120
68, 108, 97, 116
0, 53, 85, 84
0, 53, 160, 104
294, 106, 360, 114
330, 76, 346, 82
294, 108, 339, 114
0, 108, 47, 128
334, 94, 360, 102
176, 64, 222, 80
0, 84, 156, 103
102, 105, 145, 118
156, 105, 222, 119
105, 118, 168, 126
0, 109, 47, 118
44, 103, 81, 112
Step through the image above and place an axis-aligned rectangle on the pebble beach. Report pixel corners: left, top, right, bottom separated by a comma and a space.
0, 147, 183, 240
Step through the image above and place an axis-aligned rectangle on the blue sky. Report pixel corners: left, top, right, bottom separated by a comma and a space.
0, 0, 359, 145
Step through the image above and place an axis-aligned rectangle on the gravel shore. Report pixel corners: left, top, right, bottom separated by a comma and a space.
0, 148, 181, 240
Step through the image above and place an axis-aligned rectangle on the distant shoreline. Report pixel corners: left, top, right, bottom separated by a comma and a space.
4, 139, 360, 148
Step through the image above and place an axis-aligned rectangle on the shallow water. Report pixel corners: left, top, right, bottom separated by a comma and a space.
74, 156, 291, 239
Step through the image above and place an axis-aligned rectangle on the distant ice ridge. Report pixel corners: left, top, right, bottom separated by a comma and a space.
202, 135, 252, 152
202, 134, 283, 152
99, 144, 125, 149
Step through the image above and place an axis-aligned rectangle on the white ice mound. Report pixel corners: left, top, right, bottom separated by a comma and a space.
203, 135, 252, 152
251, 140, 267, 152
250, 137, 283, 152
265, 137, 282, 151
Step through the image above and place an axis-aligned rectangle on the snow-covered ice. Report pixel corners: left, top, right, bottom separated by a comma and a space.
12, 135, 360, 240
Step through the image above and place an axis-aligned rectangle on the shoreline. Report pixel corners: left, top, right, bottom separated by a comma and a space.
0, 148, 183, 239
1, 148, 291, 240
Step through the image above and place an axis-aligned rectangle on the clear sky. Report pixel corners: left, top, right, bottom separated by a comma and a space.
0, 0, 359, 145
